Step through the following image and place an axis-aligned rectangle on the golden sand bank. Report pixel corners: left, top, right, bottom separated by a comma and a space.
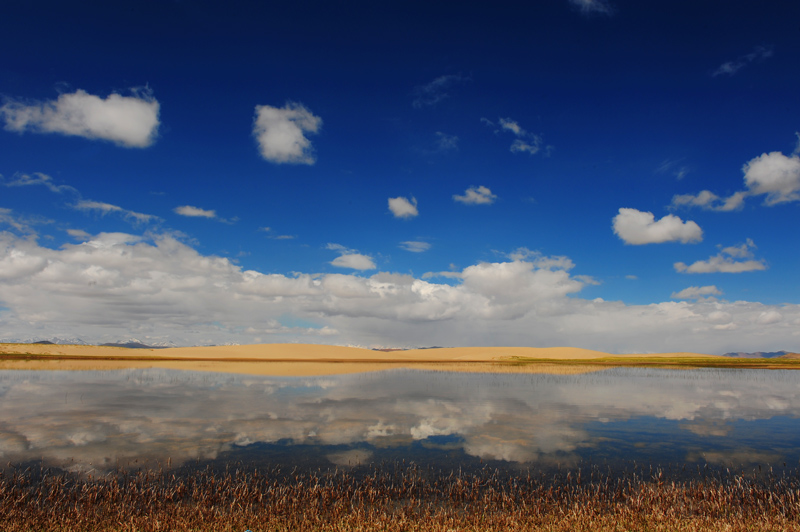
0, 342, 728, 376
0, 342, 712, 361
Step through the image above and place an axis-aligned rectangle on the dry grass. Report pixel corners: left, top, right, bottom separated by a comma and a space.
2, 462, 800, 531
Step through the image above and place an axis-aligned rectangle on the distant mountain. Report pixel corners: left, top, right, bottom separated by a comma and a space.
100, 338, 176, 349
100, 341, 165, 349
722, 350, 792, 358
0, 336, 89, 345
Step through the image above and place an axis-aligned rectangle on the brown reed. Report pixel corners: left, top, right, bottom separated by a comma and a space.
2, 461, 800, 531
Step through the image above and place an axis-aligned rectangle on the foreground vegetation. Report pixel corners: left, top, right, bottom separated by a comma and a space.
3, 462, 800, 531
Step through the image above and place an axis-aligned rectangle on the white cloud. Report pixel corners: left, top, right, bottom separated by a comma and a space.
399, 241, 431, 253
326, 243, 376, 271
612, 208, 702, 245
412, 74, 465, 108
568, 0, 612, 15
252, 102, 321, 164
742, 151, 800, 205
74, 200, 159, 225
453, 186, 497, 205
174, 205, 216, 218
0, 231, 798, 353
674, 240, 767, 274
713, 45, 773, 77
671, 285, 722, 300
1, 88, 159, 148
331, 254, 376, 271
388, 196, 418, 218
671, 137, 800, 211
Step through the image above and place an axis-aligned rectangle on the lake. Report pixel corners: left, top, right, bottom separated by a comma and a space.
2, 365, 799, 477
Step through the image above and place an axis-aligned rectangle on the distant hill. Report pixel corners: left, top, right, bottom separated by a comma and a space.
722, 350, 794, 358
100, 341, 169, 349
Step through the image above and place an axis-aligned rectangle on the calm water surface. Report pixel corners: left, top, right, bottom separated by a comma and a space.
1, 367, 799, 475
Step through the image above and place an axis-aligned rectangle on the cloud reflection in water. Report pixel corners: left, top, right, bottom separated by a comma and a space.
1, 368, 799, 472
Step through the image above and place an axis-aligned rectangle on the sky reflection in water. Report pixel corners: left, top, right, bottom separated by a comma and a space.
1, 367, 799, 473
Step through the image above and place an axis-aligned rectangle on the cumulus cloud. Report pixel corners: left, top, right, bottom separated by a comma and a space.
674, 240, 767, 274
742, 150, 800, 205
671, 285, 722, 300
74, 200, 159, 225
568, 0, 612, 15
453, 185, 497, 205
712, 45, 773, 77
1, 88, 160, 148
388, 196, 418, 218
174, 205, 216, 218
612, 208, 702, 245
326, 243, 376, 271
482, 117, 550, 155
412, 74, 465, 108
252, 102, 321, 164
671, 138, 800, 211
399, 241, 431, 253
331, 254, 376, 271
0, 231, 798, 353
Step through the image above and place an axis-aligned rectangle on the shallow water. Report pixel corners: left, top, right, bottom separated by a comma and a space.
1, 367, 799, 475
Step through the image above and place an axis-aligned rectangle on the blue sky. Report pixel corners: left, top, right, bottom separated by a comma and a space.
1, 0, 799, 353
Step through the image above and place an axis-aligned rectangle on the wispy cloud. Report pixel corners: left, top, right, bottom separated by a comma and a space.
259, 227, 296, 240
399, 241, 431, 253
712, 45, 773, 77
453, 186, 497, 205
173, 205, 237, 224
0, 207, 51, 235
412, 74, 466, 108
388, 196, 418, 219
674, 239, 767, 274
656, 159, 690, 180
671, 285, 722, 300
435, 132, 459, 151
613, 208, 702, 245
1, 172, 78, 194
253, 102, 322, 164
174, 205, 216, 218
74, 200, 159, 225
482, 117, 550, 156
1, 88, 160, 148
568, 0, 613, 16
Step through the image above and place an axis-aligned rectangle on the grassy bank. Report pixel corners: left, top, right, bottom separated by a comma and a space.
2, 463, 800, 531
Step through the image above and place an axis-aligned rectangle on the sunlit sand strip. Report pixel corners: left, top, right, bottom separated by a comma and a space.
7, 342, 791, 377
0, 358, 607, 376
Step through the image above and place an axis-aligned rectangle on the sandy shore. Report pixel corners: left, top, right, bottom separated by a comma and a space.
0, 342, 724, 376
0, 342, 712, 361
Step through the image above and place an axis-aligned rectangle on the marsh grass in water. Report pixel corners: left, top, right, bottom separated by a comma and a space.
2, 461, 800, 531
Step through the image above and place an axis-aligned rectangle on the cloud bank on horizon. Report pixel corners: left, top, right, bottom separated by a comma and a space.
1, 0, 799, 353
